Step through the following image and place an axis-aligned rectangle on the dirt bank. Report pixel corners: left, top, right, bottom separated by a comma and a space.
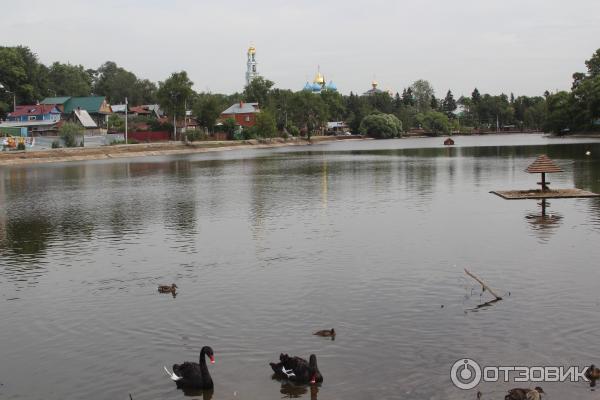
0, 136, 364, 167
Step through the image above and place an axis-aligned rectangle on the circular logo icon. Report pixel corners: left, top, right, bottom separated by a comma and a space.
451, 358, 482, 390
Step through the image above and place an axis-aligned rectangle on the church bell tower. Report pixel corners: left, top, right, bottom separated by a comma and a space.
245, 45, 258, 86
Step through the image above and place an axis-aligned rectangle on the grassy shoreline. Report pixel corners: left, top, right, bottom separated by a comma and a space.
0, 136, 365, 166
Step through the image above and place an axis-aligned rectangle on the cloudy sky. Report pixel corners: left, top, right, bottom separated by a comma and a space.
2, 0, 599, 97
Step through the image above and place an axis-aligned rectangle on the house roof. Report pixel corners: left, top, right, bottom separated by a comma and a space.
8, 104, 60, 117
221, 102, 259, 115
526, 155, 563, 174
130, 106, 152, 114
40, 96, 71, 105
111, 104, 127, 113
64, 96, 108, 114
72, 109, 98, 128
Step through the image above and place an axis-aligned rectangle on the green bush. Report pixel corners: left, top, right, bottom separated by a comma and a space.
17, 142, 25, 151
185, 129, 209, 142
359, 113, 402, 139
59, 122, 84, 147
416, 111, 450, 136
51, 140, 60, 149
287, 125, 300, 137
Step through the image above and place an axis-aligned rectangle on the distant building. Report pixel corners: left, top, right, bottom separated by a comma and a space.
303, 67, 337, 94
40, 96, 112, 127
220, 101, 260, 127
7, 104, 61, 123
326, 121, 349, 135
246, 45, 259, 86
2, 104, 62, 136
363, 80, 384, 96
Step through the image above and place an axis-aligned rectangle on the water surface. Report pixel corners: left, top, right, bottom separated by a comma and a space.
1, 134, 600, 399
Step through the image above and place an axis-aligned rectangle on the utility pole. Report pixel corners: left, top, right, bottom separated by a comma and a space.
125, 97, 128, 144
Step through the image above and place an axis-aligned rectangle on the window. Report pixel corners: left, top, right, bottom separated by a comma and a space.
245, 115, 250, 122
28, 116, 37, 121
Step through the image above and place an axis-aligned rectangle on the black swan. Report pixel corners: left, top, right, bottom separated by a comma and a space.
504, 386, 544, 400
158, 284, 177, 294
313, 328, 335, 338
164, 346, 215, 390
270, 353, 323, 384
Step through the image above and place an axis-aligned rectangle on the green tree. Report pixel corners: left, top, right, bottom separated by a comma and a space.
107, 114, 125, 132
544, 91, 573, 134
0, 46, 49, 112
47, 62, 92, 97
243, 76, 274, 106
221, 117, 237, 140
359, 113, 402, 139
193, 93, 227, 132
93, 61, 157, 105
410, 79, 435, 113
442, 90, 457, 118
157, 71, 194, 121
416, 111, 450, 136
254, 109, 277, 138
288, 90, 327, 135
59, 122, 84, 147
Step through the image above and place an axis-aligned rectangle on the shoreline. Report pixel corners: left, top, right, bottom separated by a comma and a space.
0, 136, 366, 166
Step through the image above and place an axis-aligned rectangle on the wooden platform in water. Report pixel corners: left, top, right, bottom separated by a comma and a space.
491, 188, 600, 200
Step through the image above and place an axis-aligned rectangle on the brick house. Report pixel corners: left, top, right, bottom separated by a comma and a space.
220, 101, 260, 127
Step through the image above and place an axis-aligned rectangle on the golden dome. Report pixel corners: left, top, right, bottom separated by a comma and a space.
248, 46, 256, 54
313, 72, 325, 84
371, 80, 379, 88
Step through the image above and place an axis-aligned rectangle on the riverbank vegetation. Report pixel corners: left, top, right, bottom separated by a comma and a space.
1, 46, 599, 137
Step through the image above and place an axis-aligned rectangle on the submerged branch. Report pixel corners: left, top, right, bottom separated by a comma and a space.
464, 268, 503, 301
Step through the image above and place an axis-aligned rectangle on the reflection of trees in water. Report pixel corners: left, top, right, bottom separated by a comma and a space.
4, 217, 53, 256
163, 160, 198, 238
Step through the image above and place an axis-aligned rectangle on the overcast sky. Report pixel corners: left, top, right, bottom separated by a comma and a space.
2, 0, 600, 98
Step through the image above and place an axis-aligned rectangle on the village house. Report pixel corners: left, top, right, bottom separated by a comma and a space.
220, 101, 260, 128
3, 104, 62, 136
41, 96, 112, 127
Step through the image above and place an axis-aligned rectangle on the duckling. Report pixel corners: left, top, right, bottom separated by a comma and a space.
158, 283, 177, 294
586, 364, 600, 380
505, 386, 544, 400
313, 328, 335, 338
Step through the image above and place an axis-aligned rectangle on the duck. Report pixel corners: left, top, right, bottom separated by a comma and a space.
586, 364, 600, 380
313, 328, 335, 338
164, 346, 215, 390
504, 386, 544, 400
158, 284, 177, 294
270, 353, 323, 384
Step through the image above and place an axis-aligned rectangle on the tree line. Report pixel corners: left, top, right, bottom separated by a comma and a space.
1, 46, 599, 137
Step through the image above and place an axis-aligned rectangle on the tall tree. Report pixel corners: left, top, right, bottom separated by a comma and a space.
442, 90, 457, 118
410, 79, 435, 113
93, 61, 156, 104
47, 62, 93, 97
0, 46, 49, 111
157, 71, 194, 120
243, 76, 274, 106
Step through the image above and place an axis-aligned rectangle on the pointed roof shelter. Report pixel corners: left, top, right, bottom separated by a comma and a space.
526, 154, 563, 191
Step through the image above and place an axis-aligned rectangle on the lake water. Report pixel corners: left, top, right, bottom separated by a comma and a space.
1, 134, 600, 400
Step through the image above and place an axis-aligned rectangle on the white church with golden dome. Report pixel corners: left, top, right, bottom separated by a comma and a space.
303, 67, 337, 93
245, 45, 259, 86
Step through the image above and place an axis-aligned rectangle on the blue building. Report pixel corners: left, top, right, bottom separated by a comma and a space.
7, 104, 61, 122
303, 68, 338, 94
